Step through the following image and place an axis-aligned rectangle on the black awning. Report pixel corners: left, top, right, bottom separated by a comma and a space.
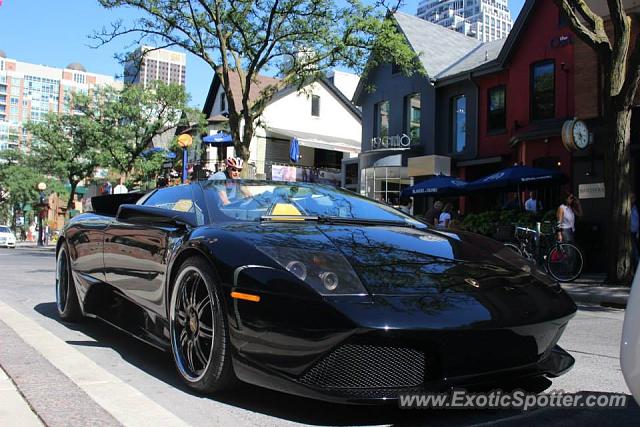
508, 118, 566, 147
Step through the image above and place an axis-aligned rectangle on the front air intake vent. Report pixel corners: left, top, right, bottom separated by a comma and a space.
299, 344, 425, 389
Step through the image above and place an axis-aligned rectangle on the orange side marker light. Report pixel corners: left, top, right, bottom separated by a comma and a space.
231, 292, 261, 302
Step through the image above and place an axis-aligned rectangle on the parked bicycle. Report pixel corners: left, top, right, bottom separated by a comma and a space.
504, 222, 584, 282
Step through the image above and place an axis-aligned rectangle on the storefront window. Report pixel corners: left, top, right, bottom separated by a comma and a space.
361, 166, 412, 206
374, 100, 390, 138
487, 86, 506, 132
451, 95, 466, 153
405, 93, 421, 145
531, 60, 555, 120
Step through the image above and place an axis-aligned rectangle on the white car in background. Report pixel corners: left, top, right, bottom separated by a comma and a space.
0, 225, 16, 248
621, 261, 640, 405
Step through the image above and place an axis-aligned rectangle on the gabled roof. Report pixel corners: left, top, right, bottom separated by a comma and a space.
202, 69, 280, 117
495, 0, 536, 66
203, 70, 361, 121
435, 38, 506, 81
393, 11, 481, 79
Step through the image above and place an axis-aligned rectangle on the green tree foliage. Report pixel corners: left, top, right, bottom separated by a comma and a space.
26, 92, 104, 213
0, 150, 66, 232
93, 0, 419, 162
98, 82, 192, 184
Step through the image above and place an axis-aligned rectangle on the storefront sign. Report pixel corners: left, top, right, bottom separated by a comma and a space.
272, 165, 297, 181
370, 134, 411, 150
578, 182, 605, 199
550, 35, 573, 48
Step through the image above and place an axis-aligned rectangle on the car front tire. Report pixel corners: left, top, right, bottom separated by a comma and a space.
169, 256, 236, 393
56, 242, 82, 321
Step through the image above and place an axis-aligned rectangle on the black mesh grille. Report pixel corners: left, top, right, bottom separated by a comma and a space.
299, 344, 425, 389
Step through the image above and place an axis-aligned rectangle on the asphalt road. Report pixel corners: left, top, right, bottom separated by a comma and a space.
0, 246, 638, 426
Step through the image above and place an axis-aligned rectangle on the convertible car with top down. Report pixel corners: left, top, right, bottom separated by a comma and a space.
56, 180, 577, 404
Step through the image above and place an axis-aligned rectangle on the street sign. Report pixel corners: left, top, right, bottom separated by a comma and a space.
162, 161, 174, 169
16, 217, 24, 226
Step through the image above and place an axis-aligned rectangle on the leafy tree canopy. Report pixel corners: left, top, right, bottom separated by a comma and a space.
93, 1, 419, 159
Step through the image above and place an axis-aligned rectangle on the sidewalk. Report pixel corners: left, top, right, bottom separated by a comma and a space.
14, 242, 56, 251
560, 273, 631, 307
0, 367, 43, 427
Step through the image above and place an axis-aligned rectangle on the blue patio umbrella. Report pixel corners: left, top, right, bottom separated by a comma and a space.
203, 131, 234, 146
466, 165, 565, 192
402, 175, 469, 197
289, 137, 300, 163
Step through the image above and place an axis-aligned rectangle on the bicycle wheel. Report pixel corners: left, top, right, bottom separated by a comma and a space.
545, 242, 584, 282
503, 243, 523, 256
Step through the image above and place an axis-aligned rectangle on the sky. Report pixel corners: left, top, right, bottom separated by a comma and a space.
0, 0, 526, 109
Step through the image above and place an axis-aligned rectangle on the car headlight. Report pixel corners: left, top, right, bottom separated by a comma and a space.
258, 246, 368, 296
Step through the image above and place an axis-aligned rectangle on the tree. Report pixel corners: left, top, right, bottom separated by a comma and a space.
555, 1, 637, 283
0, 150, 66, 233
97, 82, 200, 184
93, 0, 419, 163
27, 93, 104, 213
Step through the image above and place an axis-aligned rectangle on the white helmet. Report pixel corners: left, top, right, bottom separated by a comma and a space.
225, 157, 244, 170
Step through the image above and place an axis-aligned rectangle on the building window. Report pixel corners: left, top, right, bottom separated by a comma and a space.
311, 94, 320, 117
220, 92, 226, 111
405, 93, 421, 145
73, 73, 85, 84
374, 100, 390, 138
487, 85, 506, 132
531, 60, 555, 120
451, 95, 466, 153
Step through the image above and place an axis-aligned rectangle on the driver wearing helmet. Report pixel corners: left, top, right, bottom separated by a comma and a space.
209, 157, 251, 205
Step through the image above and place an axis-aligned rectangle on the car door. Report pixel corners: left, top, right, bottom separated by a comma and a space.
103, 184, 203, 316
66, 213, 111, 285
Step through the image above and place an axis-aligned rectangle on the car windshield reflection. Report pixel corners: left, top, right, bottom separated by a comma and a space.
200, 180, 423, 226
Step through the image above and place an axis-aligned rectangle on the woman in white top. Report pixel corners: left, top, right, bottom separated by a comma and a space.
556, 192, 582, 242
438, 203, 454, 228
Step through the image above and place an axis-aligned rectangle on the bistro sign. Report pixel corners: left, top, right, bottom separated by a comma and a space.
578, 182, 605, 199
370, 134, 412, 150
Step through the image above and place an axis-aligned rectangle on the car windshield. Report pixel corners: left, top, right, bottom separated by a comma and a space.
0, 226, 10, 233
201, 180, 423, 226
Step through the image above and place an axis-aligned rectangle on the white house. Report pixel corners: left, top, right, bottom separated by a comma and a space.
202, 70, 362, 181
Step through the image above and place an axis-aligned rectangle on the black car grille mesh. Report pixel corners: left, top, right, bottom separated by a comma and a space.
299, 344, 425, 389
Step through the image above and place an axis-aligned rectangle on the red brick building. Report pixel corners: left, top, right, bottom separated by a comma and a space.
454, 0, 577, 212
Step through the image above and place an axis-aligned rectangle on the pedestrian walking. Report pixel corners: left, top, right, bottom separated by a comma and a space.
556, 191, 582, 242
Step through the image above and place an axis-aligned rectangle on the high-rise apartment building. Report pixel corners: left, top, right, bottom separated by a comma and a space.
0, 50, 122, 151
416, 0, 513, 42
124, 46, 186, 88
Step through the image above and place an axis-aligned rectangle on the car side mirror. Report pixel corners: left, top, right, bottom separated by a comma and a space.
116, 204, 197, 228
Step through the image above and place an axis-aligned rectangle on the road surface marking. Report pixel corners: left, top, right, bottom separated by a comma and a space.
0, 301, 190, 427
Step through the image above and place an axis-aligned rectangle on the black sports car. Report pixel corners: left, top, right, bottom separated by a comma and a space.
56, 180, 576, 404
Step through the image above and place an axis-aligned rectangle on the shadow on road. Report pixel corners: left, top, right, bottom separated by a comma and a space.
31, 301, 590, 426
576, 304, 626, 313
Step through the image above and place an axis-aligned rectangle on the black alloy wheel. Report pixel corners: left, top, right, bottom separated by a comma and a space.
55, 242, 82, 321
169, 257, 235, 392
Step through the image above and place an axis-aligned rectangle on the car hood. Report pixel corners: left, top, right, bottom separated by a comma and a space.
317, 224, 558, 296
0, 232, 15, 238
225, 222, 559, 295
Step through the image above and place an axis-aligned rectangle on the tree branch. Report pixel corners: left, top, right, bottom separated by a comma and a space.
555, 0, 611, 55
